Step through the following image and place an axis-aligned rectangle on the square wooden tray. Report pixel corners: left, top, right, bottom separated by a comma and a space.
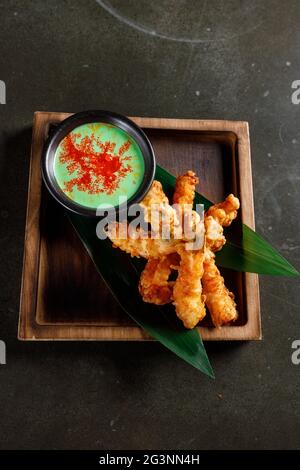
18, 112, 261, 341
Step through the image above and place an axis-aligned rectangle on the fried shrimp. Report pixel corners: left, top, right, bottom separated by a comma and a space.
206, 194, 240, 227
138, 180, 180, 304
172, 245, 206, 329
139, 254, 179, 305
139, 171, 201, 306
106, 168, 241, 330
204, 215, 226, 252
174, 172, 203, 243
205, 194, 240, 252
202, 195, 240, 325
106, 222, 182, 258
139, 180, 179, 236
202, 250, 238, 327
171, 171, 206, 328
173, 170, 199, 206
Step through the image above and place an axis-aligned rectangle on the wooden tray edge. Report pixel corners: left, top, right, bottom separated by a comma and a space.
18, 112, 261, 341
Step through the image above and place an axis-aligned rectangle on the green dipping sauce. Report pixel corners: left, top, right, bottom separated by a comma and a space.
53, 122, 145, 209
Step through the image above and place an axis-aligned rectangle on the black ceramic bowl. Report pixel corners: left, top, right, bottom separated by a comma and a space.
41, 110, 156, 217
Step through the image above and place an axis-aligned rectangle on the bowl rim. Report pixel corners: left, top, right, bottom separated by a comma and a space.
41, 110, 156, 217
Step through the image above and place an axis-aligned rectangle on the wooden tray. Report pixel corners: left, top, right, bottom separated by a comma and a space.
18, 112, 261, 341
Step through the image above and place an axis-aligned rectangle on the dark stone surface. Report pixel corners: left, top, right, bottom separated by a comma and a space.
0, 0, 299, 450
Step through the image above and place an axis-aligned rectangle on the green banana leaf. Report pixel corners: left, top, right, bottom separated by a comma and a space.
69, 214, 215, 378
156, 165, 299, 277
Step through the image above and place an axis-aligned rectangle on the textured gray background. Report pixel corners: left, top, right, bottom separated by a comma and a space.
0, 0, 299, 450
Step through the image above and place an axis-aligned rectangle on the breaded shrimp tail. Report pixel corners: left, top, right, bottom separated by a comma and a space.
206, 194, 240, 227
173, 170, 199, 206
139, 254, 179, 305
173, 246, 206, 329
202, 250, 238, 327
204, 194, 240, 252
106, 222, 182, 259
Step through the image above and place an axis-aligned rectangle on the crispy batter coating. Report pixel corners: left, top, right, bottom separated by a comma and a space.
206, 194, 240, 227
204, 195, 240, 252
106, 170, 240, 329
173, 171, 202, 241
202, 250, 237, 327
173, 170, 199, 206
141, 180, 169, 207
172, 172, 206, 328
139, 180, 179, 235
139, 171, 201, 306
205, 215, 226, 252
139, 254, 179, 304
202, 195, 239, 325
106, 222, 182, 258
139, 181, 176, 303
173, 245, 206, 329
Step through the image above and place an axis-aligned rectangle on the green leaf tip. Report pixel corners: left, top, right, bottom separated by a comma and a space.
156, 164, 299, 277
68, 213, 214, 378
65, 164, 298, 379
